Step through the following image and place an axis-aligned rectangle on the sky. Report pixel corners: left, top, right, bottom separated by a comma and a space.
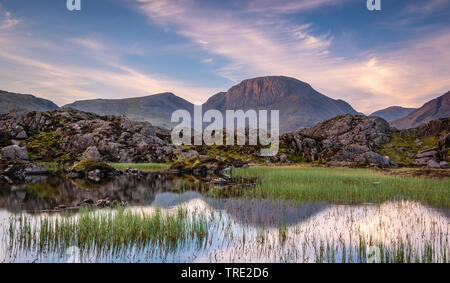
0, 0, 449, 114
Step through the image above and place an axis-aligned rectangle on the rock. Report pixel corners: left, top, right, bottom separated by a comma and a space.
281, 115, 394, 166
437, 133, 450, 149
15, 130, 27, 139
25, 164, 48, 175
439, 161, 449, 168
396, 147, 410, 152
180, 150, 200, 159
70, 159, 116, 178
408, 152, 415, 158
78, 199, 94, 206
211, 178, 227, 185
415, 141, 424, 147
301, 114, 390, 146
170, 157, 244, 176
280, 154, 288, 163
427, 159, 441, 169
81, 146, 102, 160
363, 152, 392, 166
414, 157, 432, 166
0, 108, 178, 163
416, 148, 439, 159
1, 145, 29, 160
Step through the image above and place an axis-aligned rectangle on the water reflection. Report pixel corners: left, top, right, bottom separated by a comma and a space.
0, 175, 448, 263
0, 174, 192, 212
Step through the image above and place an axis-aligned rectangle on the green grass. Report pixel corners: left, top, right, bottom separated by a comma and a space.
235, 166, 450, 208
9, 207, 209, 254
108, 163, 170, 172
376, 132, 438, 164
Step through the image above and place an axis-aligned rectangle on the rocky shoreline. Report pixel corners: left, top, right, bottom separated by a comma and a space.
0, 109, 449, 185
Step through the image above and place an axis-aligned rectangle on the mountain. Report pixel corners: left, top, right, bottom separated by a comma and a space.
0, 90, 59, 114
203, 76, 360, 133
370, 106, 416, 122
63, 92, 194, 128
391, 91, 450, 129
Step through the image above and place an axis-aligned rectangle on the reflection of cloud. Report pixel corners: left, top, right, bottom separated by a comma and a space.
136, 0, 450, 113
192, 201, 450, 263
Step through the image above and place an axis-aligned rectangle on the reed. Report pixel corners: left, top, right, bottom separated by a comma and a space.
236, 167, 450, 207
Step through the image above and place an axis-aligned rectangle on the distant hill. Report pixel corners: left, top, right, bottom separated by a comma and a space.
370, 106, 416, 122
0, 90, 59, 114
391, 91, 450, 129
63, 92, 194, 128
203, 76, 360, 133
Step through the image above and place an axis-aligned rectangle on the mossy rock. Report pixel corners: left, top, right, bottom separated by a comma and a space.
170, 156, 244, 175
375, 131, 439, 165
70, 159, 116, 174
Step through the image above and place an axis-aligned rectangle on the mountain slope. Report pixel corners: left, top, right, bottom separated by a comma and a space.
391, 91, 450, 129
63, 92, 194, 128
203, 76, 360, 133
0, 90, 59, 114
370, 106, 416, 122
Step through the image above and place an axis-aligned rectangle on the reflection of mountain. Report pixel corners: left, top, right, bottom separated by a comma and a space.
0, 174, 187, 212
152, 191, 327, 228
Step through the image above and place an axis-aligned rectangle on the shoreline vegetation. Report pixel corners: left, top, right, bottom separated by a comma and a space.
7, 200, 449, 263
37, 162, 450, 208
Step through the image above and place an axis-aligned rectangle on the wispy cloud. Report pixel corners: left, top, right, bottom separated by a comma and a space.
0, 4, 20, 30
0, 6, 218, 106
245, 0, 349, 13
135, 0, 450, 113
68, 37, 107, 52
404, 0, 449, 14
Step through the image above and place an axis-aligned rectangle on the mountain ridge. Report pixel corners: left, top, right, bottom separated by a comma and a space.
391, 91, 450, 129
63, 92, 194, 128
203, 76, 360, 132
370, 106, 417, 122
0, 90, 59, 114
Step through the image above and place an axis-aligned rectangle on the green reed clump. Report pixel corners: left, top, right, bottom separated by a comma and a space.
235, 167, 450, 207
9, 207, 209, 255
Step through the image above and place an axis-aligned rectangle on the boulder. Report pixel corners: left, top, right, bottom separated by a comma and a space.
416, 148, 439, 159
281, 115, 394, 166
81, 146, 102, 160
439, 161, 449, 169
1, 145, 29, 160
414, 157, 432, 166
70, 159, 116, 178
16, 130, 27, 139
25, 164, 48, 175
427, 159, 441, 169
301, 115, 390, 147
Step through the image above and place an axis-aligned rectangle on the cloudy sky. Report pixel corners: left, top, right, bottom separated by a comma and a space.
0, 0, 449, 113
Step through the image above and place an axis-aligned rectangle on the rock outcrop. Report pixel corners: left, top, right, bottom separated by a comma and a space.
0, 108, 196, 163
281, 115, 393, 166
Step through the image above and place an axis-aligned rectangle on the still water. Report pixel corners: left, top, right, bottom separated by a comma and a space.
0, 175, 448, 263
